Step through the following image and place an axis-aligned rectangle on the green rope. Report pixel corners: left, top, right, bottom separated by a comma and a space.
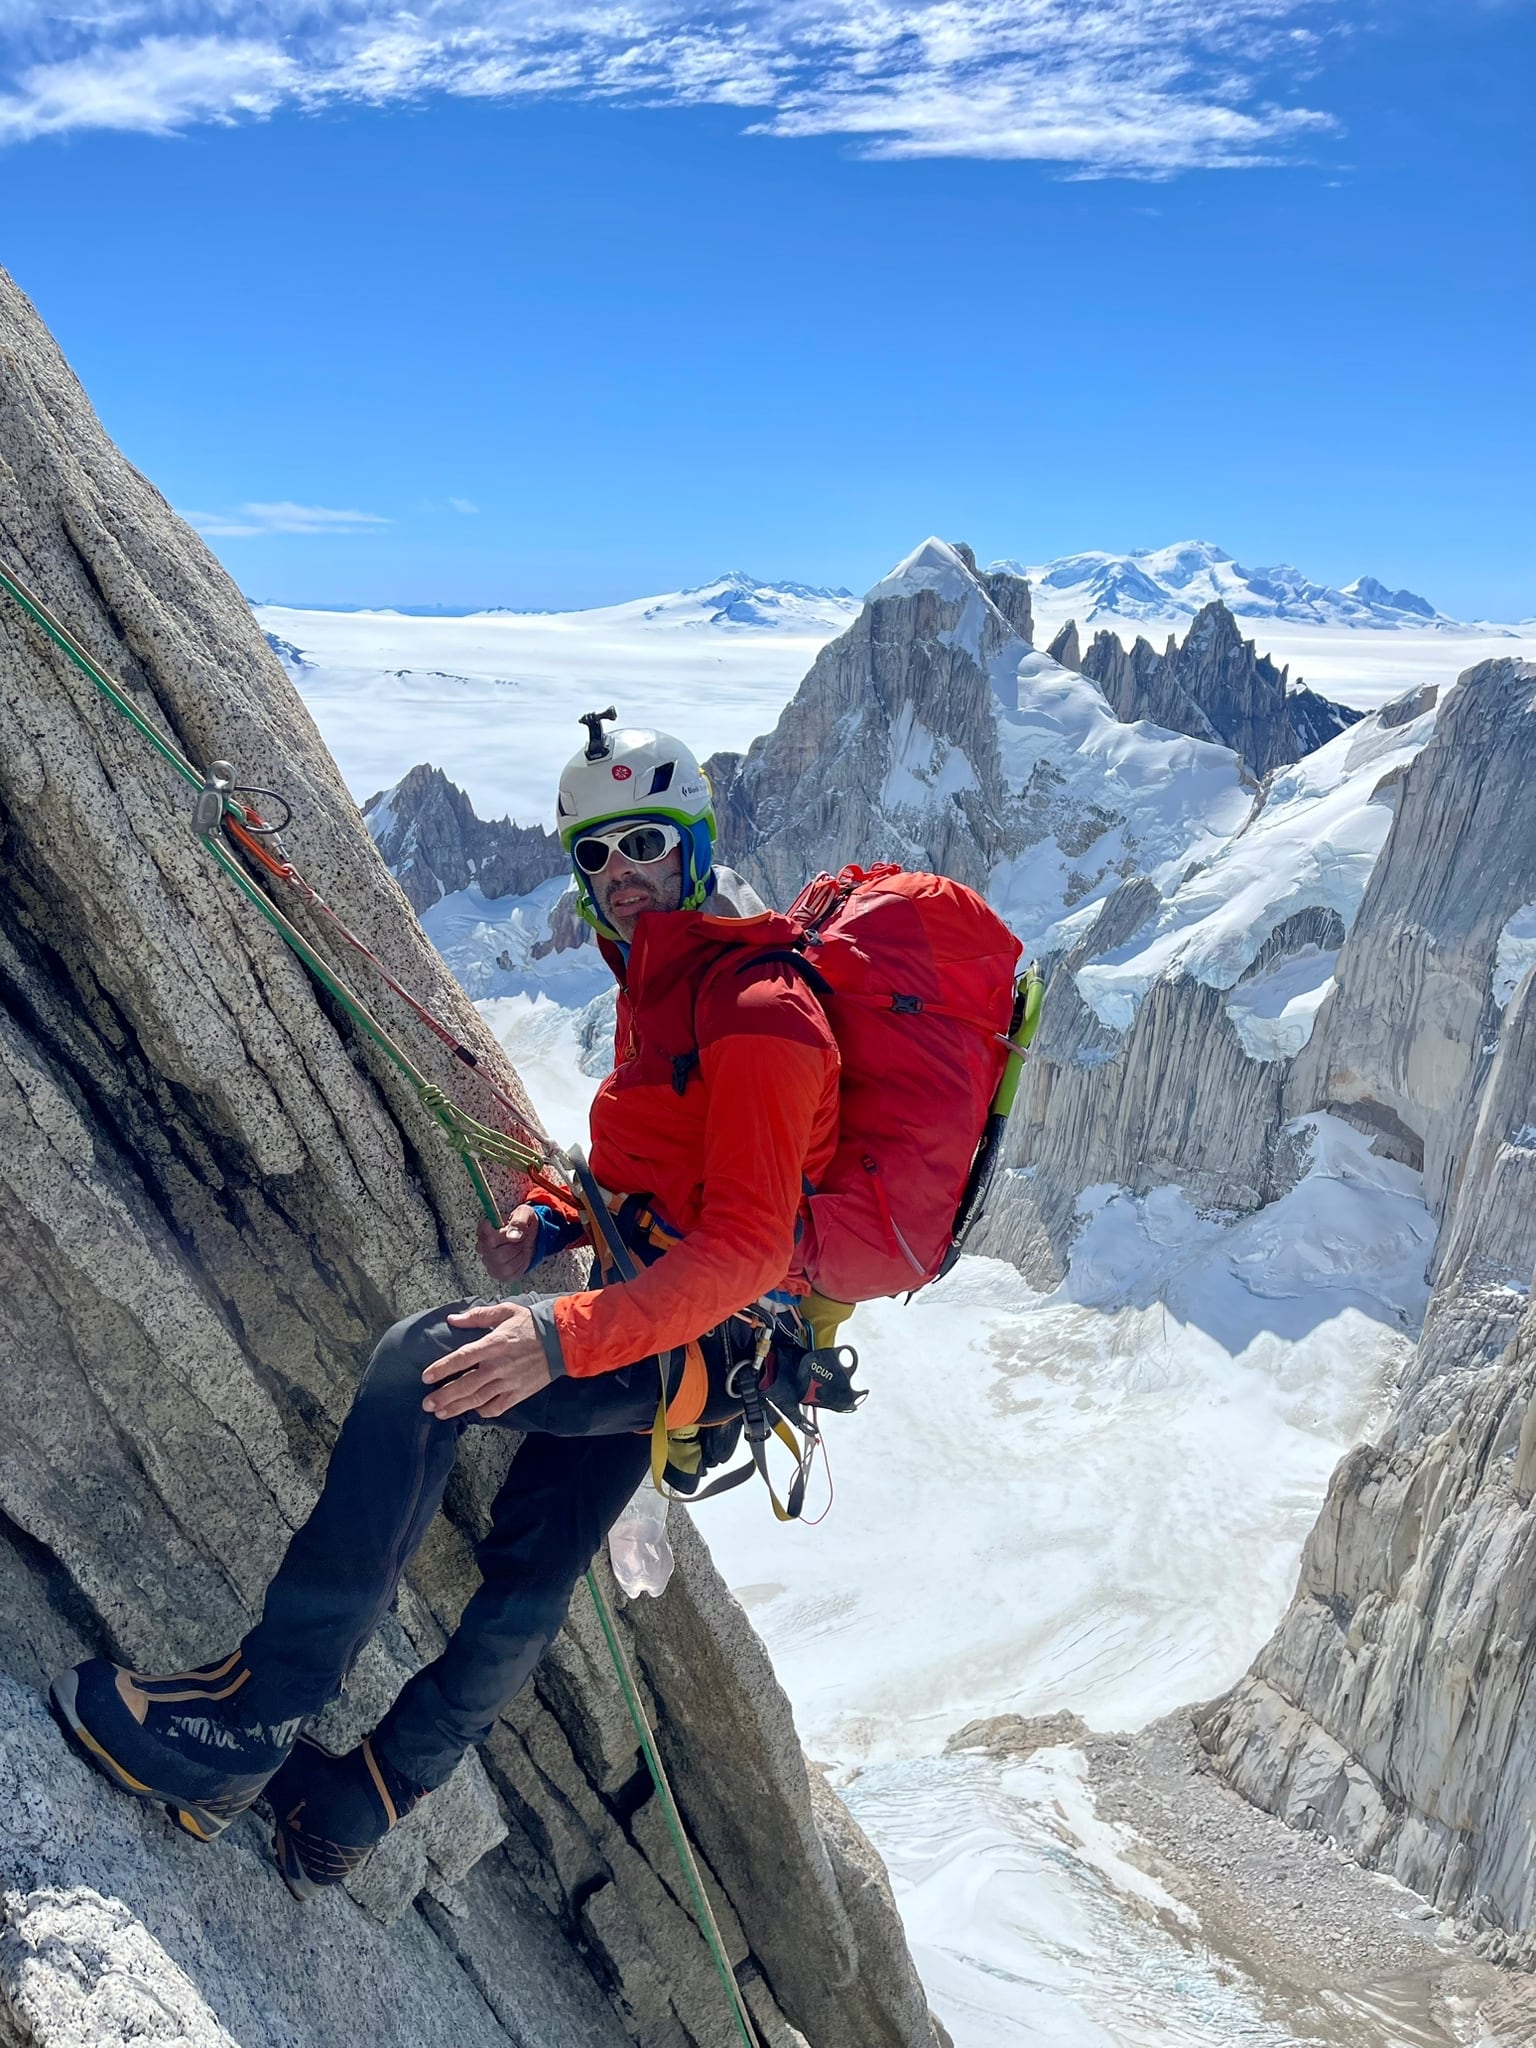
584, 1570, 760, 2048
2, 553, 757, 2040
0, 557, 541, 1200
0, 560, 205, 789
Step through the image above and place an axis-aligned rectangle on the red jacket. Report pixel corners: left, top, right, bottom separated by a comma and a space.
549, 905, 840, 1378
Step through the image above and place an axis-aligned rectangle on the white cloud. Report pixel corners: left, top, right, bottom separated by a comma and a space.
181, 500, 392, 536
0, 38, 297, 142
0, 0, 1344, 173
449, 497, 480, 514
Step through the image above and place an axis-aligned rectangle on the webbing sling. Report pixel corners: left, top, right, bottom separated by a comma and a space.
0, 556, 761, 2048
565, 1152, 702, 1498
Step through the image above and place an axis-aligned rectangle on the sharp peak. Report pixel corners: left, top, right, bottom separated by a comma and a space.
864, 536, 989, 607
688, 569, 763, 591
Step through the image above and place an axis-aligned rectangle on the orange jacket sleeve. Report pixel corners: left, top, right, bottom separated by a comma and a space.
551, 1031, 832, 1377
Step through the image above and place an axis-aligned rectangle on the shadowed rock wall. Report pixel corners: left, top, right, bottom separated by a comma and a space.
704, 572, 1019, 907
363, 762, 567, 915
1199, 661, 1536, 1947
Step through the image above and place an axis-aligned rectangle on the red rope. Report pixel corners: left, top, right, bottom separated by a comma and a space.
224, 806, 567, 1204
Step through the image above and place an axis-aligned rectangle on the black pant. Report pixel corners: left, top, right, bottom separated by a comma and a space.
240, 1303, 680, 1790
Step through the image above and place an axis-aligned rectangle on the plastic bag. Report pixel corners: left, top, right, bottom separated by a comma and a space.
607, 1480, 674, 1598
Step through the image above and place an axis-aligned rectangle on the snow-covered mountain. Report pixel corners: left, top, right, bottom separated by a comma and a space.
266, 558, 1536, 818
639, 570, 857, 631
1001, 540, 1452, 631
379, 540, 1391, 1013
707, 540, 1252, 948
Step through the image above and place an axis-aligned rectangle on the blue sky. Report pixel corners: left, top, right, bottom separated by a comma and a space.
2, 0, 1530, 617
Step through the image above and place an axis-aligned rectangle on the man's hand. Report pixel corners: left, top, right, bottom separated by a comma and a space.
423, 1302, 552, 1420
477, 1206, 540, 1281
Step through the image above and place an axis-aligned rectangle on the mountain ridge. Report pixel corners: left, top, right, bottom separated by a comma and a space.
995, 539, 1459, 631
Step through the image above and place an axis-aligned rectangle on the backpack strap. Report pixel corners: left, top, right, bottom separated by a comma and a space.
736, 945, 835, 1001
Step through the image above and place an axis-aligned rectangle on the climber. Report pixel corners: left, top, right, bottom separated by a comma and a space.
52, 711, 842, 1900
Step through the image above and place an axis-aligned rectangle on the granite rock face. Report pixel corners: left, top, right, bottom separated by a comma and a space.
704, 541, 1024, 906
1075, 600, 1360, 779
971, 888, 1292, 1279
1197, 661, 1536, 1946
728, 542, 1536, 1950
1044, 619, 1080, 672
363, 761, 567, 915
971, 680, 1441, 1280
715, 541, 1536, 1948
1287, 660, 1536, 1230
0, 266, 940, 2048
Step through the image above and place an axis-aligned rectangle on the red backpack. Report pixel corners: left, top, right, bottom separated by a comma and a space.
782, 865, 1026, 1305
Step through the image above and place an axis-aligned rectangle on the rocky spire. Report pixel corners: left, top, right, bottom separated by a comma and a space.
1046, 618, 1081, 671
706, 537, 1023, 904
363, 762, 567, 914
980, 566, 1033, 644
1079, 600, 1360, 777
1199, 659, 1536, 1945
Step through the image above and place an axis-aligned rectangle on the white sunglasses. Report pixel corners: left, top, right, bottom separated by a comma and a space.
573, 820, 682, 876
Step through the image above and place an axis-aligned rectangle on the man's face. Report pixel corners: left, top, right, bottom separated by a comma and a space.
592, 840, 684, 942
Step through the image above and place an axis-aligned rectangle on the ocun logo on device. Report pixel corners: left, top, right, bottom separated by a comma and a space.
612, 764, 633, 780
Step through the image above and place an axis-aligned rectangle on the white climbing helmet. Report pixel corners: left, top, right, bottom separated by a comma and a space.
556, 709, 717, 929
555, 710, 713, 844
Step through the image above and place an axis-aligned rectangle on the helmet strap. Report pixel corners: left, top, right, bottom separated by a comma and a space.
680, 818, 715, 909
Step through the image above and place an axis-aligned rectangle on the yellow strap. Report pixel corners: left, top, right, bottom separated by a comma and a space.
650, 1387, 671, 1493
758, 1416, 806, 1523
653, 1395, 805, 1516
665, 1427, 703, 1477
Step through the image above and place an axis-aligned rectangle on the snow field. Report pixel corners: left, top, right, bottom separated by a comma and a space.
987, 646, 1253, 956
421, 876, 612, 1006
476, 992, 606, 1150
259, 580, 855, 824
848, 1749, 1456, 2048
701, 1116, 1430, 1762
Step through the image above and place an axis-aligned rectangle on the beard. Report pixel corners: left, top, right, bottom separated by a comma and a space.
597, 864, 681, 931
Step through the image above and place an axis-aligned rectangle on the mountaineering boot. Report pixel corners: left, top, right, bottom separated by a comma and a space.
265, 1735, 426, 1901
50, 1653, 300, 1842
